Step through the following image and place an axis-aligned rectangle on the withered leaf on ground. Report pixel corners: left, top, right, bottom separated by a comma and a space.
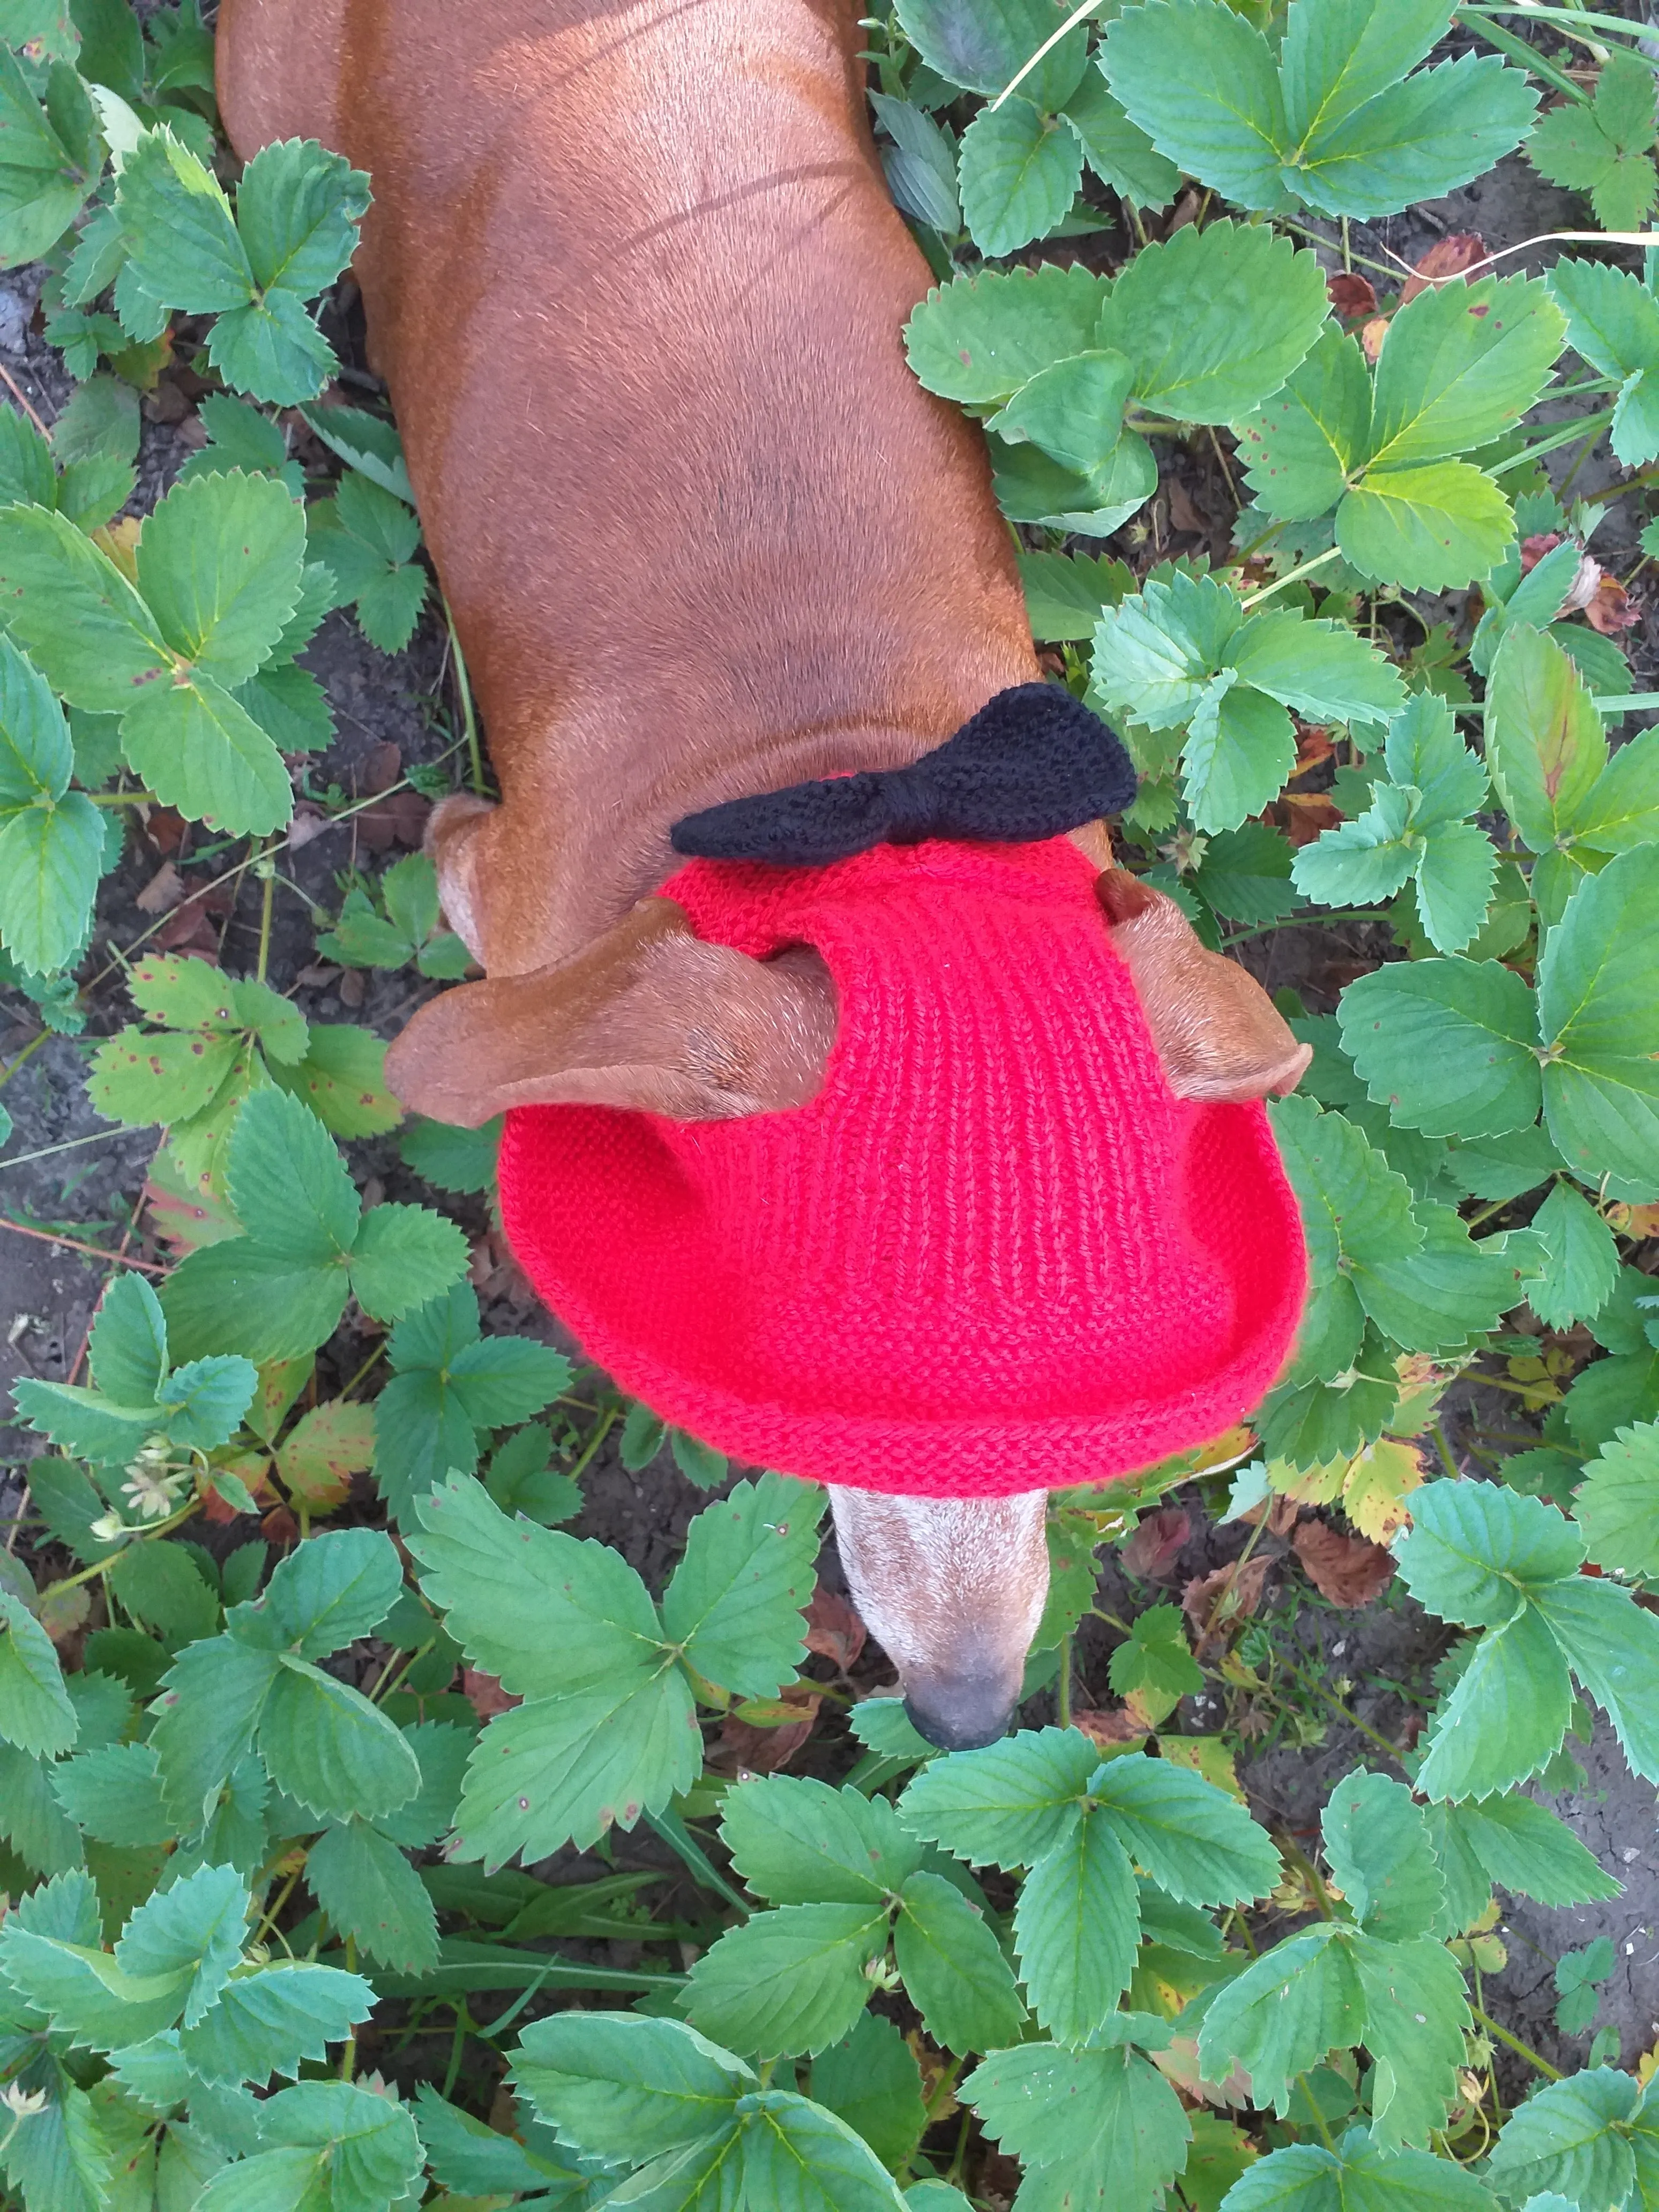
1585, 574, 1640, 635
1327, 272, 1377, 319
134, 862, 185, 915
719, 1680, 821, 1774
1400, 233, 1487, 304
1070, 1706, 1149, 1752
1122, 1505, 1191, 1582
803, 1584, 866, 1671
1182, 1556, 1270, 1658
1292, 1518, 1395, 1608
463, 1667, 521, 1721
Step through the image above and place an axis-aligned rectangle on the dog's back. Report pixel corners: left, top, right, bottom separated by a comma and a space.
215, 0, 1039, 972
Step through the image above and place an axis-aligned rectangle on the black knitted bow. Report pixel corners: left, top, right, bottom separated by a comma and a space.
669, 683, 1138, 866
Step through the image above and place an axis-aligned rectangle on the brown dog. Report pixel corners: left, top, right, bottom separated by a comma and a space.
216, 0, 1306, 1747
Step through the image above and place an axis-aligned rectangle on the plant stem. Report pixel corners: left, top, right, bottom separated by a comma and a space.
1296, 2075, 1337, 2153
369, 1640, 431, 1706
0, 359, 51, 436
36, 1500, 203, 1603
0, 1030, 50, 1092
565, 1406, 619, 1483
1471, 2002, 1564, 2081
1454, 9, 1593, 98
1223, 908, 1399, 945
1278, 1656, 1410, 1767
1489, 407, 1618, 479
253, 1863, 306, 1948
1273, 214, 1402, 283
0, 1214, 167, 1275
339, 1938, 358, 2079
443, 595, 486, 796
645, 1806, 751, 1916
0, 1127, 150, 1175
83, 788, 164, 806
945, 2105, 974, 2186
336, 1339, 389, 1400
255, 848, 276, 987
1057, 1633, 1073, 1730
1239, 544, 1342, 608
1277, 1834, 1337, 1919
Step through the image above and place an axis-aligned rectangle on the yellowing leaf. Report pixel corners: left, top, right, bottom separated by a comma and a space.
277, 1399, 376, 1511
1159, 1736, 1246, 1804
1267, 1456, 1345, 1507
1341, 1438, 1427, 1544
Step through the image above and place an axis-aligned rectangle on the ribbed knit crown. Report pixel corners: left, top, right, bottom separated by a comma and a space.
497, 837, 1307, 1499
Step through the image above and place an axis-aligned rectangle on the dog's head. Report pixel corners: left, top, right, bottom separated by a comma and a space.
386, 837, 1309, 1747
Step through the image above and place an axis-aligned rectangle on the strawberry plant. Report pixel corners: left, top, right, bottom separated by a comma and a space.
3, 0, 1659, 2208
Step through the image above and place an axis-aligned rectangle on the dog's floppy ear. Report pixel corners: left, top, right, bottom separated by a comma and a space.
1097, 870, 1311, 1102
384, 898, 837, 1127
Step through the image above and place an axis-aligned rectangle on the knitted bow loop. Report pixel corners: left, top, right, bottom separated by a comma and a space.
670, 682, 1138, 866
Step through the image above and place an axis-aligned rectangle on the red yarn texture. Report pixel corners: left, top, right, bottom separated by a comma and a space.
498, 837, 1307, 1499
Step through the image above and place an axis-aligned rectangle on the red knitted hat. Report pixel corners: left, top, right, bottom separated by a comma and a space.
497, 836, 1306, 1499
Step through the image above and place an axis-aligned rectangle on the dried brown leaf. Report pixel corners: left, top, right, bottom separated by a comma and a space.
1292, 1518, 1395, 1608
134, 862, 184, 915
1585, 574, 1639, 635
720, 1682, 821, 1773
462, 1667, 521, 1721
1327, 272, 1377, 319
1400, 233, 1487, 304
1122, 1505, 1191, 1582
38, 1585, 89, 1647
1071, 1706, 1148, 1751
803, 1585, 867, 1671
1182, 1556, 1269, 1658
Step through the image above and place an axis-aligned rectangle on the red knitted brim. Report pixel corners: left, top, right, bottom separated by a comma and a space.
497, 1094, 1304, 1501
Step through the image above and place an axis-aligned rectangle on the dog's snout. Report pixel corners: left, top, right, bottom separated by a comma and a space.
903, 1672, 1019, 1753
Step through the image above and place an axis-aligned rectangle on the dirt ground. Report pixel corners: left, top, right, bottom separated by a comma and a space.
2, 88, 1656, 2102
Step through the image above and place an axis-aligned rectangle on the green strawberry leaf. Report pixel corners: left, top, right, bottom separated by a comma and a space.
303, 1817, 438, 1974
1063, 66, 1178, 208
892, 0, 1088, 109
1528, 1181, 1620, 1331
1549, 258, 1659, 468
1097, 219, 1330, 425
958, 97, 1081, 259
1321, 1770, 1444, 1942
659, 1472, 823, 1700
967, 2037, 1191, 2206
719, 1775, 921, 1908
810, 2012, 927, 2173
1011, 1808, 1139, 2041
1103, 0, 1535, 218
1573, 1418, 1659, 1578
897, 1727, 1097, 1871
1338, 958, 1542, 1139
683, 1902, 887, 2059
510, 2012, 753, 2164
134, 468, 306, 689
903, 262, 1111, 407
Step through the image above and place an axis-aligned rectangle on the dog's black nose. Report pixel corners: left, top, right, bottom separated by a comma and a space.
903, 1672, 1018, 1753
